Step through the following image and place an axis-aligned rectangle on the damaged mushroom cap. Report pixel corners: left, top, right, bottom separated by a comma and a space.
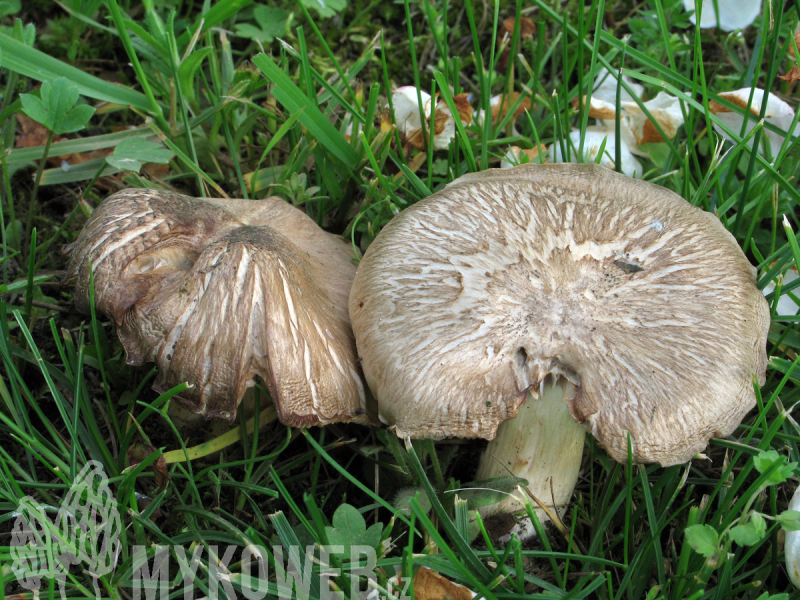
65, 189, 367, 425
386, 87, 472, 150
349, 163, 770, 465
577, 91, 685, 150
592, 68, 643, 104
709, 88, 799, 159
549, 128, 643, 178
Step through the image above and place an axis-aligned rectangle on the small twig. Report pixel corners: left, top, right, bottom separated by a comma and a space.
15, 297, 70, 313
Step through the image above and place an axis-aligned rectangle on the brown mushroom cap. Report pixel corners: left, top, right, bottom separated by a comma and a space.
349, 163, 770, 466
66, 189, 366, 425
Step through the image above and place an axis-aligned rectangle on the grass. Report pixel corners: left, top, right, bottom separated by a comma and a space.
1, 0, 800, 598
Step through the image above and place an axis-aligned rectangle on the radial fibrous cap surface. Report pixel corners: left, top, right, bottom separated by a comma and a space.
66, 189, 366, 425
349, 164, 770, 466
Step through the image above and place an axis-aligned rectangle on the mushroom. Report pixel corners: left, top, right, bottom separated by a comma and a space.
592, 68, 643, 105
349, 163, 769, 531
572, 77, 684, 153
763, 266, 799, 316
708, 88, 799, 160
557, 76, 684, 178
500, 145, 546, 169
65, 189, 367, 425
475, 92, 532, 137
385, 87, 472, 150
549, 127, 643, 178
682, 0, 762, 31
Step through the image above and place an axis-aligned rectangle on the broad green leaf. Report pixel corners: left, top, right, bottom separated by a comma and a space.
177, 47, 213, 106
20, 78, 95, 135
0, 0, 20, 18
12, 18, 34, 46
778, 510, 800, 531
324, 503, 383, 554
234, 6, 287, 43
730, 521, 765, 546
5, 219, 22, 250
750, 512, 767, 536
300, 0, 346, 18
684, 524, 719, 557
753, 450, 796, 485
106, 138, 174, 172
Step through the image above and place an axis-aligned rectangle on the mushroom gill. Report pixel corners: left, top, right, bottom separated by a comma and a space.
65, 188, 367, 425
349, 163, 770, 467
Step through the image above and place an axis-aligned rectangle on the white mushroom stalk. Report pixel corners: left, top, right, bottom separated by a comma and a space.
350, 163, 770, 540
708, 88, 799, 160
683, 0, 762, 31
474, 376, 584, 535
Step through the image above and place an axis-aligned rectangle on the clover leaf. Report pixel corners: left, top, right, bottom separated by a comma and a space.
234, 6, 287, 43
684, 524, 719, 557
20, 78, 95, 135
753, 450, 796, 486
324, 504, 382, 557
300, 0, 346, 19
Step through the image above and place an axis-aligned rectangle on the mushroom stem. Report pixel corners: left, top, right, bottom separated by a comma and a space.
474, 376, 584, 538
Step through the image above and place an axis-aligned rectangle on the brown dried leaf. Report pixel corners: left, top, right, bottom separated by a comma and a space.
386, 567, 476, 600
790, 32, 800, 57
142, 162, 171, 179
127, 442, 169, 493
572, 95, 617, 120
380, 107, 394, 133
452, 93, 473, 125
500, 16, 536, 40
524, 144, 547, 160
411, 567, 475, 600
16, 114, 59, 149
639, 119, 666, 144
779, 65, 800, 84
497, 16, 536, 69
491, 92, 532, 121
